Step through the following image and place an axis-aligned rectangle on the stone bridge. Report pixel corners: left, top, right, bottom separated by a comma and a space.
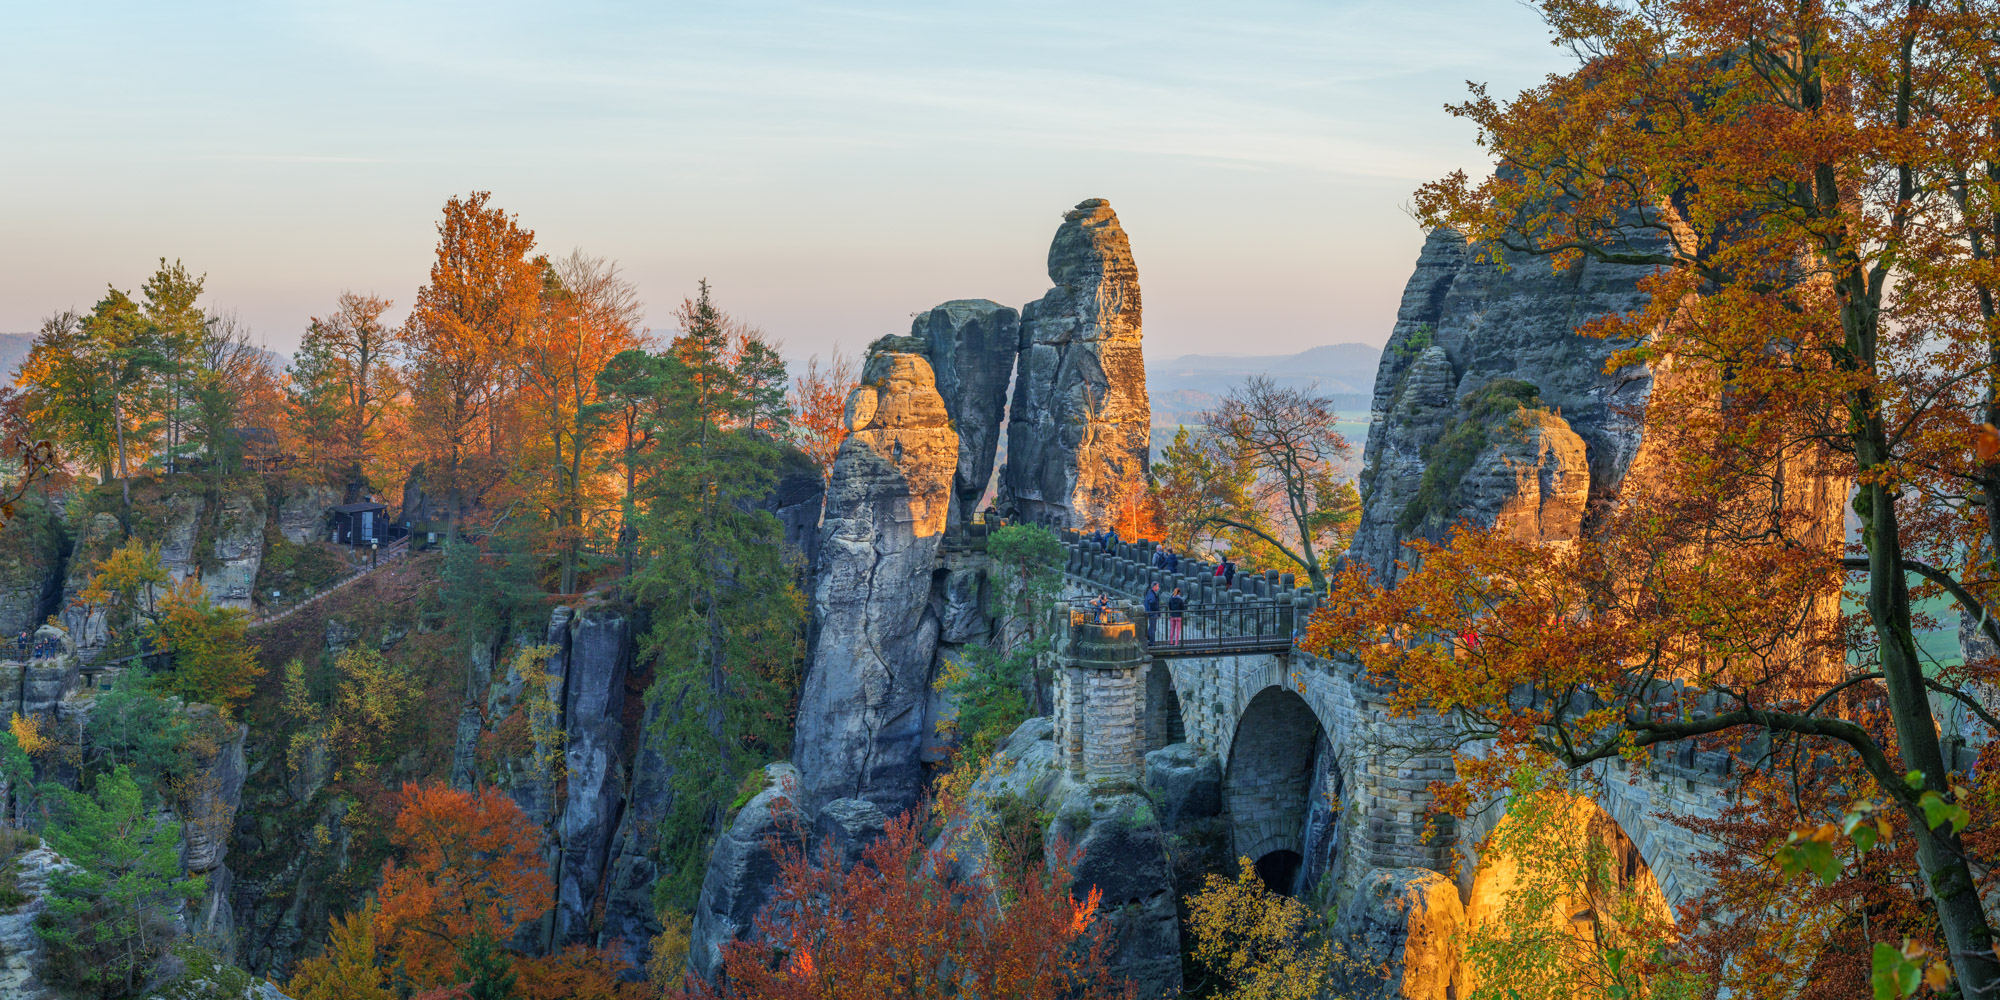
1045, 526, 1737, 919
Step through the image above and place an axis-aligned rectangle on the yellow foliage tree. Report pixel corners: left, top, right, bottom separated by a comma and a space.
327, 647, 416, 781
286, 899, 394, 1000
72, 537, 170, 646
150, 577, 262, 715
1185, 858, 1337, 1000
8, 713, 51, 758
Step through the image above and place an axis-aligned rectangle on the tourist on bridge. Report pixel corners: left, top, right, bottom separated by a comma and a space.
1151, 545, 1168, 570
1143, 582, 1161, 642
1090, 593, 1112, 624
1216, 557, 1237, 586
1167, 587, 1186, 646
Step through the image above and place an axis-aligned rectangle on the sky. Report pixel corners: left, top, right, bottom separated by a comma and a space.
0, 1, 1566, 364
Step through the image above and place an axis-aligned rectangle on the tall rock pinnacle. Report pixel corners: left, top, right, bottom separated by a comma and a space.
910, 300, 1020, 524
998, 198, 1151, 530
794, 344, 958, 814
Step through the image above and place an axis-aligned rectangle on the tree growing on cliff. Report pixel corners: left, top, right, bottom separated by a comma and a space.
1313, 2, 2000, 991
405, 192, 545, 541
787, 348, 857, 481
287, 900, 395, 1000
38, 766, 207, 998
625, 284, 807, 914
290, 291, 405, 497
148, 578, 263, 716
513, 250, 646, 593
669, 797, 1130, 1000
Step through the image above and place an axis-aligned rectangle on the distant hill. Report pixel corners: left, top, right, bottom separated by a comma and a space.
1148, 342, 1383, 426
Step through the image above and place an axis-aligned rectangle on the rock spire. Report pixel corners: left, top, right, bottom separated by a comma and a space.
998, 198, 1151, 530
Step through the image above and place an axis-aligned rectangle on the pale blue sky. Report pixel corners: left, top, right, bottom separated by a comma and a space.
0, 1, 1563, 363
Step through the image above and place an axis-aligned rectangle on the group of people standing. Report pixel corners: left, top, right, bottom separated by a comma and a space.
12, 631, 61, 661
1142, 581, 1187, 645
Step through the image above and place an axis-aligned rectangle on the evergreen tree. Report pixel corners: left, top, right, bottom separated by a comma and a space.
453, 931, 518, 1000
629, 285, 806, 913
38, 766, 205, 997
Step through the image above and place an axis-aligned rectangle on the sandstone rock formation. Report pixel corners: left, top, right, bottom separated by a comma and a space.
554, 606, 631, 947
0, 498, 66, 639
998, 198, 1150, 530
0, 847, 74, 999
688, 762, 805, 982
1349, 229, 1656, 581
1331, 868, 1465, 1000
795, 347, 958, 814
910, 300, 1021, 523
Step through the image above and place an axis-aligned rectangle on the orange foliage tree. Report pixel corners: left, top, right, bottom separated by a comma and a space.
405, 192, 545, 539
372, 782, 552, 989
670, 798, 1131, 1000
513, 249, 647, 593
786, 348, 856, 481
1310, 0, 2000, 993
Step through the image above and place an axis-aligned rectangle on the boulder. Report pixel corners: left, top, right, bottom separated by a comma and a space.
812, 797, 890, 868
1331, 867, 1466, 1000
795, 348, 957, 814
275, 483, 341, 544
556, 605, 632, 946
910, 299, 1021, 523
689, 762, 806, 982
203, 486, 267, 611
998, 198, 1151, 530
1142, 742, 1222, 832
1465, 407, 1590, 547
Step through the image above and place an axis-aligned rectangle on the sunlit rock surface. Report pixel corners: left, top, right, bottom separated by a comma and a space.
998, 198, 1151, 531
1349, 228, 1656, 581
795, 347, 958, 814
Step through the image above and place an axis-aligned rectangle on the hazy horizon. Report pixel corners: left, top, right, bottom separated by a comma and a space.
2, 2, 1565, 364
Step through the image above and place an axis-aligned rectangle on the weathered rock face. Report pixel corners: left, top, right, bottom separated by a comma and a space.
1350, 228, 1657, 581
555, 606, 632, 947
275, 483, 341, 545
998, 198, 1151, 530
0, 847, 73, 1000
936, 717, 1182, 997
1463, 407, 1591, 548
1332, 868, 1466, 1000
0, 498, 66, 639
688, 762, 805, 982
911, 299, 1021, 523
795, 349, 958, 814
762, 446, 828, 582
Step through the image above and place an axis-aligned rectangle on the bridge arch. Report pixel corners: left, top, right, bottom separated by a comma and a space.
1221, 685, 1327, 893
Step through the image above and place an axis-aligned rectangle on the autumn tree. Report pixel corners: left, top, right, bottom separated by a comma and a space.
406, 192, 545, 541
515, 250, 646, 592
1184, 858, 1339, 1000
148, 577, 263, 715
1160, 379, 1359, 587
1313, 2, 2000, 991
787, 348, 856, 481
18, 288, 167, 515
290, 291, 404, 497
372, 783, 552, 990
287, 900, 396, 1000
72, 537, 171, 651
670, 796, 1130, 1000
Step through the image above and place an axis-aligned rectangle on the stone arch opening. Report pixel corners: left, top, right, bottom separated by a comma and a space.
1143, 658, 1184, 753
1461, 790, 1675, 991
1254, 849, 1303, 896
1223, 686, 1326, 894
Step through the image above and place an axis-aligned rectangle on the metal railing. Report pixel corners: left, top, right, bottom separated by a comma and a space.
1142, 599, 1302, 656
